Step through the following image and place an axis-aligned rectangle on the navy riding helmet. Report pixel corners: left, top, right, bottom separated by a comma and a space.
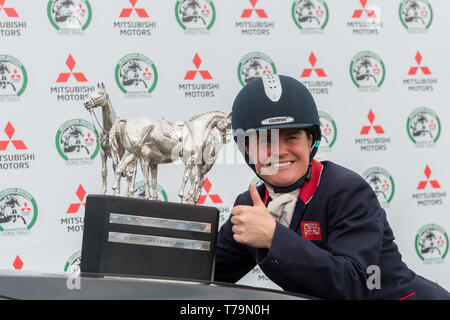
232, 74, 322, 193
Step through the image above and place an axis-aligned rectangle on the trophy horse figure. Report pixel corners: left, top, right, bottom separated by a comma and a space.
83, 83, 132, 196
110, 110, 232, 204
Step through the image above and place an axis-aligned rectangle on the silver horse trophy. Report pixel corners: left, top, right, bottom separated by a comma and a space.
83, 83, 232, 204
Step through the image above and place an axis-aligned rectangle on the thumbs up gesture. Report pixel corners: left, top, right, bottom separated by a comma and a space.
230, 183, 276, 249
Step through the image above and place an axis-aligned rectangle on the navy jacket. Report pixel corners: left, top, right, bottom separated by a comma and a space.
214, 160, 450, 300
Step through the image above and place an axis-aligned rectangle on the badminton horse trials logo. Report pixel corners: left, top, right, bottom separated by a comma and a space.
291, 0, 329, 32
47, 0, 92, 32
55, 119, 99, 164
0, 188, 38, 235
318, 110, 337, 151
237, 52, 277, 87
399, 0, 433, 31
0, 55, 27, 101
175, 0, 216, 32
115, 53, 158, 98
407, 107, 440, 147
363, 167, 395, 207
134, 181, 168, 202
350, 51, 385, 90
415, 224, 448, 264
64, 250, 81, 273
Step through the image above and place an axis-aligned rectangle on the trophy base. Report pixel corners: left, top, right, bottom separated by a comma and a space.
80, 194, 219, 282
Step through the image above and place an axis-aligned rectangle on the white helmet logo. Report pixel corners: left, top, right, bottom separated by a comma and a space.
262, 74, 282, 102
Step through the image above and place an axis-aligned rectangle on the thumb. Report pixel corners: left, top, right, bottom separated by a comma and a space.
250, 183, 265, 207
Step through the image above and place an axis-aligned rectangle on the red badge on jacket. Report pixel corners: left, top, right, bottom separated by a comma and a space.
301, 221, 322, 241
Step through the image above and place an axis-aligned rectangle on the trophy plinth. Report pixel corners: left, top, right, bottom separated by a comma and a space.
80, 195, 219, 281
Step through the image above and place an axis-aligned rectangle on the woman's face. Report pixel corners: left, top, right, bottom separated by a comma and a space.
246, 129, 312, 187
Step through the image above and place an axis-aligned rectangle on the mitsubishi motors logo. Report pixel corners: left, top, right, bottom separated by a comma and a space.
57, 54, 87, 83
355, 110, 391, 152
66, 185, 86, 214
51, 55, 95, 102
360, 110, 384, 135
120, 0, 149, 18
196, 178, 222, 205
412, 164, 446, 207
236, 0, 274, 36
241, 0, 267, 18
403, 51, 437, 92
13, 255, 23, 270
300, 52, 333, 95
114, 0, 156, 36
0, 121, 26, 151
0, 121, 35, 170
179, 53, 219, 98
417, 165, 440, 190
347, 0, 382, 35
408, 51, 431, 75
61, 185, 86, 233
0, 0, 18, 17
184, 53, 212, 80
352, 0, 376, 18
301, 52, 326, 78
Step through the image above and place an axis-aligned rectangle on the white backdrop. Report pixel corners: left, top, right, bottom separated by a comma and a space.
1, 0, 449, 293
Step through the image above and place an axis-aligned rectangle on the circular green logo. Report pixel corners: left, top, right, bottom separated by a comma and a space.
399, 0, 433, 30
0, 54, 28, 99
237, 52, 277, 87
292, 0, 329, 31
350, 51, 385, 89
134, 181, 168, 202
47, 0, 92, 31
55, 119, 100, 161
115, 53, 158, 96
0, 188, 38, 232
64, 251, 81, 273
175, 0, 216, 31
363, 167, 395, 206
407, 107, 440, 146
319, 110, 337, 149
415, 224, 448, 262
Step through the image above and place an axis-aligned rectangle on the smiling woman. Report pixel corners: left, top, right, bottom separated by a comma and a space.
214, 74, 450, 300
